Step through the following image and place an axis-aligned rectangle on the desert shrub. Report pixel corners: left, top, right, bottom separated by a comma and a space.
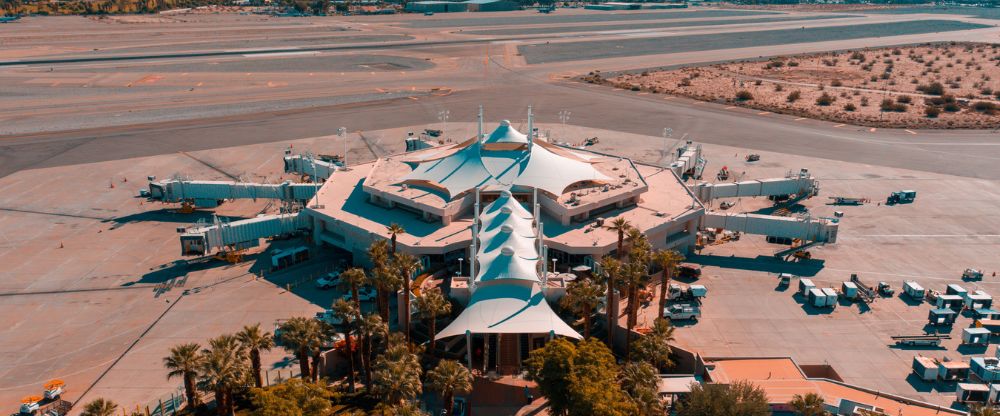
788, 61, 799, 67
831, 79, 843, 87
679, 78, 691, 87
994, 91, 1000, 99
981, 88, 993, 96
774, 84, 784, 92
851, 51, 866, 62
735, 90, 753, 101
944, 102, 961, 112
916, 82, 945, 95
880, 99, 907, 112
880, 72, 891, 80
630, 85, 640, 91
925, 106, 941, 118
897, 95, 912, 104
892, 49, 902, 55
754, 79, 762, 86
815, 93, 835, 106
787, 90, 801, 102
870, 75, 879, 82
844, 103, 857, 112
973, 101, 997, 114
769, 60, 784, 69
860, 96, 869, 106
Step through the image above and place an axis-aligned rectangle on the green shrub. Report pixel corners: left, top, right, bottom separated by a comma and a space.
925, 106, 941, 118
735, 90, 753, 101
815, 93, 835, 106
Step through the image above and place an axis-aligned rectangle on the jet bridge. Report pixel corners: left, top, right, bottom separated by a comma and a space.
148, 179, 320, 208
702, 212, 838, 244
693, 169, 818, 202
668, 140, 706, 179
284, 155, 339, 181
180, 212, 310, 256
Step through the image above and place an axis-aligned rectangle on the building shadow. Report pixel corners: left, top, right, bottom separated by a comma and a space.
687, 254, 824, 277
126, 257, 220, 286
107, 209, 246, 229
957, 344, 989, 355
905, 374, 936, 393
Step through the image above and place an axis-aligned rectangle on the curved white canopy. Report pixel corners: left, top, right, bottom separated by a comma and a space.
436, 280, 582, 339
483, 120, 528, 144
400, 123, 610, 199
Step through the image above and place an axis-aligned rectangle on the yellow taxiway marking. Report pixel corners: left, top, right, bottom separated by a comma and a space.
794, 117, 807, 121
638, 92, 648, 95
833, 124, 845, 128
757, 111, 770, 115
869, 128, 877, 132
905, 129, 917, 135
408, 96, 419, 101
725, 106, 738, 109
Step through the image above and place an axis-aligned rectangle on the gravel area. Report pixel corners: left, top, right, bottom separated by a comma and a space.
519, 20, 990, 64
403, 9, 779, 28
461, 14, 853, 36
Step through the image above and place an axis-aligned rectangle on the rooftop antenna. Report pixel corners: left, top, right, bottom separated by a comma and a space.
477, 105, 484, 143
527, 105, 534, 152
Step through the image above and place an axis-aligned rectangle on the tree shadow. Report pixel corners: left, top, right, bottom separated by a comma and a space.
687, 254, 824, 277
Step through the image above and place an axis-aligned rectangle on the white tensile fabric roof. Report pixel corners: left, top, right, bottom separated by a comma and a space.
436, 280, 582, 339
436, 189, 582, 340
401, 122, 610, 199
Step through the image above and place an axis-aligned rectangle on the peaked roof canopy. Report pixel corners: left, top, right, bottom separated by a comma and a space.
436, 280, 582, 339
400, 122, 611, 200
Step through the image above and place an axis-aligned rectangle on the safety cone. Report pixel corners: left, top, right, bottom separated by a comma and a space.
59, 242, 64, 249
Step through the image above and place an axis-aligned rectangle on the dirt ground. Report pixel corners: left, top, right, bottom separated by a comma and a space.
711, 2, 913, 12
599, 42, 1000, 129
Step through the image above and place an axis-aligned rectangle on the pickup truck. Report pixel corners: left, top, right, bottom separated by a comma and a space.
664, 304, 700, 321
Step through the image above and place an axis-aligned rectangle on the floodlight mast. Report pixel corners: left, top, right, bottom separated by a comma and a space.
478, 105, 484, 142
527, 105, 534, 151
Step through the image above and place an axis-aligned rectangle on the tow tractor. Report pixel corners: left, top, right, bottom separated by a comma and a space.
963, 269, 984, 281
42, 380, 64, 401
745, 154, 760, 162
716, 166, 730, 181
886, 190, 916, 205
878, 281, 894, 297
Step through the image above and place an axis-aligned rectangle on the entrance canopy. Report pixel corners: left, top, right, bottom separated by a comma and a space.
436, 280, 581, 339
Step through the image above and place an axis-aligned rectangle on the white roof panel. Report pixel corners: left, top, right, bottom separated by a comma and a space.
436, 281, 581, 339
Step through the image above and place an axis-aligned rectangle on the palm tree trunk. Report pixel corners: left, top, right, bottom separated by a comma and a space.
311, 349, 322, 382
444, 390, 455, 416
214, 388, 226, 416
184, 372, 198, 410
391, 235, 397, 256
362, 333, 372, 386
625, 284, 634, 359
403, 277, 412, 345
606, 281, 615, 348
658, 270, 669, 318
583, 305, 591, 339
297, 347, 311, 379
429, 317, 437, 356
345, 334, 356, 392
226, 389, 236, 416
251, 349, 263, 388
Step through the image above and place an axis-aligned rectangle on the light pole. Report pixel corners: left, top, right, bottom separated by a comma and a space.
458, 257, 464, 277
552, 258, 558, 275
337, 127, 347, 168
558, 110, 571, 125
438, 109, 450, 138
663, 127, 673, 160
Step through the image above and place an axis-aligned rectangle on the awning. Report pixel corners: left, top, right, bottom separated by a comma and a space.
436, 280, 582, 339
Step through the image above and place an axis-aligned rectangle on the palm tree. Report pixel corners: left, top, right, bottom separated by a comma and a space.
652, 250, 685, 316
393, 252, 421, 345
279, 317, 322, 380
372, 333, 423, 407
631, 318, 675, 369
560, 278, 604, 339
200, 335, 248, 416
358, 313, 388, 385
598, 256, 622, 348
623, 232, 652, 360
427, 360, 473, 416
387, 223, 406, 256
790, 392, 828, 416
333, 298, 360, 392
414, 287, 452, 355
311, 320, 337, 382
371, 263, 402, 323
236, 323, 274, 388
971, 405, 1000, 416
619, 361, 663, 416
80, 398, 118, 416
340, 267, 369, 320
604, 217, 632, 260
164, 342, 204, 411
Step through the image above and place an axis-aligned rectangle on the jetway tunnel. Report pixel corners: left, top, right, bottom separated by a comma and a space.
148, 179, 320, 208
702, 212, 839, 244
180, 212, 310, 256
693, 169, 818, 202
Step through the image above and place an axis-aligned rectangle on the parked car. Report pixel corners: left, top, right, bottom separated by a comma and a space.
315, 310, 344, 326
316, 271, 341, 289
664, 303, 700, 321
342, 286, 377, 302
